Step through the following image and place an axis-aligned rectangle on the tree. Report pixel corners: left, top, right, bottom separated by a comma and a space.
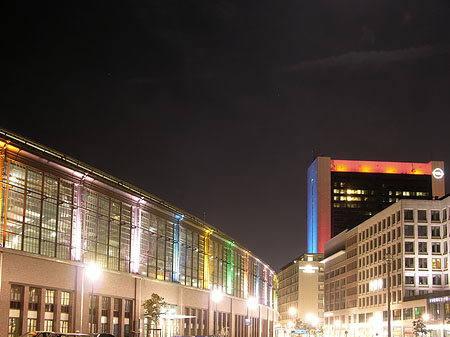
143, 293, 167, 329
294, 319, 304, 330
412, 318, 429, 336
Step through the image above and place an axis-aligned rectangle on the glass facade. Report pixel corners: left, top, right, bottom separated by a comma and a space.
0, 146, 275, 306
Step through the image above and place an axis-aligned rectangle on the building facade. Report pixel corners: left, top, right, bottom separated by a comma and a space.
307, 157, 445, 253
0, 129, 277, 337
323, 196, 450, 337
277, 254, 324, 335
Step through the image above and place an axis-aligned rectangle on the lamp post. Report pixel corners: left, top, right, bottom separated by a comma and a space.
86, 263, 102, 334
288, 308, 297, 337
384, 255, 392, 337
211, 287, 223, 335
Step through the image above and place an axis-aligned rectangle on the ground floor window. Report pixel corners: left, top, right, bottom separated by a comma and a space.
8, 318, 20, 337
44, 319, 54, 331
27, 318, 37, 332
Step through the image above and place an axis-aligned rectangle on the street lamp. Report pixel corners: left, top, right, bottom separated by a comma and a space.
334, 319, 341, 337
211, 287, 223, 335
384, 254, 392, 337
86, 263, 102, 334
288, 307, 297, 317
423, 313, 430, 322
247, 297, 258, 337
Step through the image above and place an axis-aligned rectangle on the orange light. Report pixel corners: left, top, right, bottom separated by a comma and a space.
0, 140, 20, 153
330, 160, 432, 175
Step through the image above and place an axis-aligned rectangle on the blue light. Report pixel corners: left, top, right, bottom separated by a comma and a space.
307, 159, 318, 254
175, 214, 184, 221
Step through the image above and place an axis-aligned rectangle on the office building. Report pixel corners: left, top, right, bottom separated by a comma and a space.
307, 157, 445, 253
277, 254, 324, 335
0, 129, 277, 337
323, 196, 450, 337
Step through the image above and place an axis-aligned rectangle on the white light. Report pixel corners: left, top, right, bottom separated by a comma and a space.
288, 307, 297, 316
212, 287, 223, 303
334, 319, 341, 327
369, 279, 383, 292
306, 313, 319, 327
300, 265, 317, 273
86, 263, 102, 282
432, 168, 444, 179
247, 296, 258, 310
423, 313, 430, 322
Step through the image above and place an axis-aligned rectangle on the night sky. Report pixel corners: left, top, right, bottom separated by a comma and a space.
4, 0, 450, 271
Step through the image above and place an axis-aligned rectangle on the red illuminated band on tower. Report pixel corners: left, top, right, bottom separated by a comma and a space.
330, 160, 432, 175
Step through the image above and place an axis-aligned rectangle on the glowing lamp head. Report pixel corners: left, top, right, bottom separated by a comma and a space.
86, 263, 102, 282
288, 307, 297, 316
422, 313, 430, 322
211, 288, 223, 303
247, 296, 258, 310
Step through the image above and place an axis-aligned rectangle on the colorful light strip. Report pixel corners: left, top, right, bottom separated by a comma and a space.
204, 231, 211, 289
130, 207, 141, 273
172, 216, 181, 282
330, 159, 432, 175
71, 184, 83, 261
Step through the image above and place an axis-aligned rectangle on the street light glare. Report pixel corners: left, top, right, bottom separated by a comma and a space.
288, 307, 297, 316
247, 296, 258, 310
86, 263, 102, 281
422, 313, 430, 322
212, 287, 224, 303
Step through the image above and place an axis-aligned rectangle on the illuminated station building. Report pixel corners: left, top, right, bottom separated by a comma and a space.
0, 129, 277, 337
277, 254, 324, 336
307, 156, 445, 254
322, 195, 450, 337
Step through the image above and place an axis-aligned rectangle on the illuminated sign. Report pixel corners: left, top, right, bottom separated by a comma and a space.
432, 168, 444, 179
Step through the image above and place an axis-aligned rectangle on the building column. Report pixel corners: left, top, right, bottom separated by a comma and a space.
120, 298, 125, 337
95, 295, 101, 334
37, 288, 45, 331
20, 285, 29, 335
107, 297, 114, 334
54, 290, 61, 333
73, 265, 85, 332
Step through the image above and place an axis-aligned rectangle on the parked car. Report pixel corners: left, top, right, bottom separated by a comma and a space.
57, 334, 90, 337
90, 334, 115, 337
21, 333, 57, 337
